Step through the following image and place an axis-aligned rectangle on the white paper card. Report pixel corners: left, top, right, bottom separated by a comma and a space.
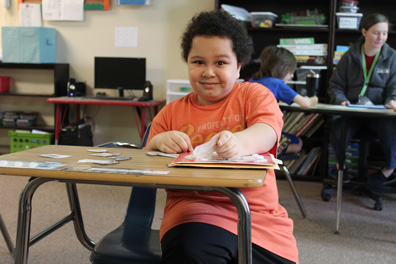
115, 27, 138, 47
20, 4, 42, 27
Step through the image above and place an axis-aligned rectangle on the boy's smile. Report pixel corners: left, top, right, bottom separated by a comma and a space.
187, 36, 241, 105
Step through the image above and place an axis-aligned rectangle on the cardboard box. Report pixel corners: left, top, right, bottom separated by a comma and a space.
2, 27, 57, 63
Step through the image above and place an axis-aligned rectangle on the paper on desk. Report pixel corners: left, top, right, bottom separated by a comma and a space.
191, 135, 219, 160
0, 159, 66, 169
78, 159, 119, 165
40, 154, 71, 159
146, 151, 180, 158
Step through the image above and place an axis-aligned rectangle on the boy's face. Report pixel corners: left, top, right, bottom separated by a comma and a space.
187, 36, 241, 105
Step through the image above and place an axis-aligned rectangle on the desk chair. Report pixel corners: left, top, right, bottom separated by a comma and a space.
90, 123, 161, 264
0, 213, 14, 254
277, 135, 308, 219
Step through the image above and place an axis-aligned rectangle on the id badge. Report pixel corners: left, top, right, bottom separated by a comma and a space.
358, 96, 374, 106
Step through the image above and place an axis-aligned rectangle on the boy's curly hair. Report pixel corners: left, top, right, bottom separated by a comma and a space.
181, 10, 253, 65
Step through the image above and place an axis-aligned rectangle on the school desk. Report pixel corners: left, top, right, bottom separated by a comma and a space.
0, 145, 268, 264
279, 102, 396, 233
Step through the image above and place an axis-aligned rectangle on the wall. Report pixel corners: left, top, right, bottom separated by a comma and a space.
0, 0, 214, 146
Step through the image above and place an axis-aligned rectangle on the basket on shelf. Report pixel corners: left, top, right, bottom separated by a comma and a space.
8, 130, 53, 153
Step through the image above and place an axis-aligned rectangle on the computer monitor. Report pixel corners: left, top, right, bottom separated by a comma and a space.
94, 57, 146, 97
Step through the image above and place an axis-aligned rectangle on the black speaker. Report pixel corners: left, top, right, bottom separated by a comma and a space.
68, 78, 86, 97
140, 80, 153, 101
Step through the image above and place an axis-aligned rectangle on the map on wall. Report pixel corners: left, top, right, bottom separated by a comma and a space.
18, 0, 110, 10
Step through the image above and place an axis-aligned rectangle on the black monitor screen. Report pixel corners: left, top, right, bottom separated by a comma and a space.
94, 57, 146, 91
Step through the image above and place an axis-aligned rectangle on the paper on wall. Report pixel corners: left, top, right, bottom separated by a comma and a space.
42, 0, 84, 21
20, 4, 42, 27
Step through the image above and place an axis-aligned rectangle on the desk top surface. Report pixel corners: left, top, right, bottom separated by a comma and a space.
279, 102, 396, 118
47, 96, 166, 107
0, 145, 266, 188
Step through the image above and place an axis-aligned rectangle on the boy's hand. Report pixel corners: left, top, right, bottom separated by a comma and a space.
147, 131, 193, 154
213, 130, 242, 159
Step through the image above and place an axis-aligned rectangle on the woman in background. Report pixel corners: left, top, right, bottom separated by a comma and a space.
328, 13, 396, 185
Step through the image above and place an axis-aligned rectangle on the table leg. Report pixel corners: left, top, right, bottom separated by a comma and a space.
214, 187, 252, 264
0, 213, 14, 254
15, 178, 51, 264
54, 104, 62, 145
140, 107, 147, 141
65, 183, 95, 250
335, 117, 347, 234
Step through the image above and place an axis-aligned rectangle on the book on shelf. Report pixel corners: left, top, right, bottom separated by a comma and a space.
296, 147, 321, 176
304, 118, 325, 138
279, 37, 315, 45
277, 44, 328, 56
288, 114, 310, 135
295, 113, 322, 137
283, 112, 305, 133
289, 150, 307, 175
295, 55, 327, 65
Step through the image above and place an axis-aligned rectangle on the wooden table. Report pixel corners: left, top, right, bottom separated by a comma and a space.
47, 97, 165, 143
0, 145, 267, 264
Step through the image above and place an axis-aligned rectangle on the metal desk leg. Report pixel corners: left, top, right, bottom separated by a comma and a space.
15, 177, 51, 264
15, 179, 95, 264
65, 183, 95, 251
214, 187, 252, 264
335, 117, 347, 234
0, 213, 14, 254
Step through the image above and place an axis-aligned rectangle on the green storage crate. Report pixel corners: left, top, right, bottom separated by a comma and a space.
8, 130, 53, 153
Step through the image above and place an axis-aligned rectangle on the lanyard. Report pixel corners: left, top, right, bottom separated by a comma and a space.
360, 45, 381, 97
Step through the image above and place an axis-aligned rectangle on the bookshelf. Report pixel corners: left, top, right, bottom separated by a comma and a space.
281, 111, 324, 180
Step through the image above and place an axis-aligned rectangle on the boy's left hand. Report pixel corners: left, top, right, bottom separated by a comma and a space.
213, 130, 242, 159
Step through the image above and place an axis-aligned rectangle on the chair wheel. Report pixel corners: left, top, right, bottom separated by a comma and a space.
374, 201, 383, 211
321, 190, 331, 202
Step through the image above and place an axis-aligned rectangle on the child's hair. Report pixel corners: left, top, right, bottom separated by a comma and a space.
252, 46, 297, 80
181, 10, 253, 66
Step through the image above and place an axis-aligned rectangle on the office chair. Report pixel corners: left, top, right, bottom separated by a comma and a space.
90, 123, 161, 264
0, 213, 14, 254
277, 135, 308, 219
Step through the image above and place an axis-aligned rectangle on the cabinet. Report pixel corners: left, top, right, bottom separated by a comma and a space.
0, 63, 69, 152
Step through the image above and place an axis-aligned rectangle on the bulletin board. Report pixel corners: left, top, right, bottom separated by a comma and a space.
18, 0, 110, 10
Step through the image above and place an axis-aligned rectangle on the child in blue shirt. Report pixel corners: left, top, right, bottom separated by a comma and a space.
250, 46, 318, 154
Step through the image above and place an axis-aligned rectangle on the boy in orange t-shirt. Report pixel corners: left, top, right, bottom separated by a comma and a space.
146, 10, 298, 264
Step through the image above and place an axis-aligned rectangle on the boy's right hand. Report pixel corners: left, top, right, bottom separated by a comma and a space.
147, 131, 193, 154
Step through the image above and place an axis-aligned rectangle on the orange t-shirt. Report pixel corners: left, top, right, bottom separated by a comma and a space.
147, 82, 298, 263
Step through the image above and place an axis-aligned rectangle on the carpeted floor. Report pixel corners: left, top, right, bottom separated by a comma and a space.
1, 175, 395, 264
